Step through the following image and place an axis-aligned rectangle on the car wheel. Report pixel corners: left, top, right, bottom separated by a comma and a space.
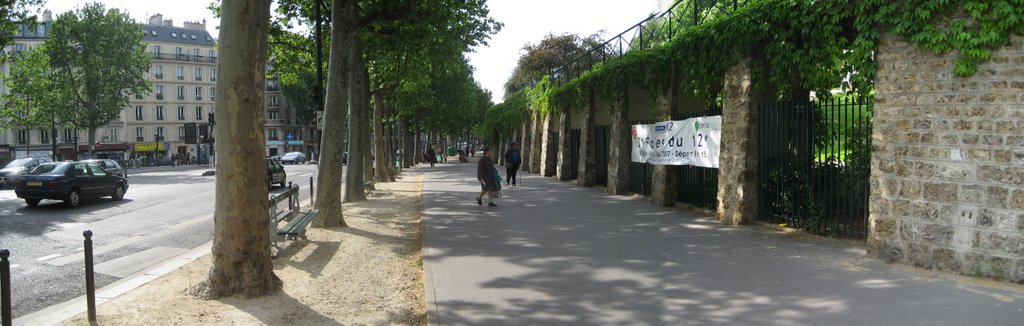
65, 189, 81, 208
268, 174, 274, 190
25, 199, 40, 207
112, 184, 125, 200
279, 176, 287, 187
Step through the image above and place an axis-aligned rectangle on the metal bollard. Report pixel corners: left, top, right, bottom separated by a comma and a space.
83, 231, 96, 324
1, 248, 11, 326
309, 176, 314, 206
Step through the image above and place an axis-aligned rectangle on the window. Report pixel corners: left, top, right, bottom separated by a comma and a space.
268, 111, 279, 120
37, 24, 45, 37
40, 129, 50, 144
154, 65, 163, 79
178, 126, 186, 140
195, 106, 203, 120
268, 129, 278, 140
109, 128, 119, 142
209, 49, 215, 58
156, 127, 164, 138
135, 92, 143, 100
155, 85, 164, 100
177, 86, 185, 100
205, 35, 212, 41
195, 67, 202, 81
177, 106, 186, 120
175, 47, 183, 60
193, 48, 201, 60
151, 30, 156, 36
156, 106, 164, 121
195, 86, 203, 101
153, 45, 161, 55
210, 87, 216, 102
63, 129, 77, 143
176, 66, 184, 80
135, 106, 144, 120
171, 32, 177, 37
16, 130, 27, 144
136, 127, 145, 141
210, 68, 216, 81
268, 95, 278, 107
190, 34, 196, 40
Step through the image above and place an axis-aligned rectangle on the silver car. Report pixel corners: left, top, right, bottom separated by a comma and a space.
1, 157, 54, 188
280, 152, 306, 164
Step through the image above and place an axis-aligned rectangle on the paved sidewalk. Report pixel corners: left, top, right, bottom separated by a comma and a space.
420, 159, 1024, 325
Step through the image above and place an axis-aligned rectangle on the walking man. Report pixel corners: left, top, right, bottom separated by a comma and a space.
504, 142, 521, 186
476, 147, 498, 207
426, 146, 436, 167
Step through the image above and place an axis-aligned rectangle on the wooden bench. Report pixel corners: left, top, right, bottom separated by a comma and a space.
268, 184, 317, 255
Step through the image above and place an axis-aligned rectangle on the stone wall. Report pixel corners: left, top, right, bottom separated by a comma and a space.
716, 60, 759, 225
607, 90, 631, 195
540, 113, 557, 176
870, 34, 1024, 282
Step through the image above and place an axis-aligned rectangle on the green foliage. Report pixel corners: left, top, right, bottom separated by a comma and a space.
541, 0, 1024, 112
46, 2, 151, 134
482, 89, 527, 145
0, 0, 44, 58
0, 44, 54, 131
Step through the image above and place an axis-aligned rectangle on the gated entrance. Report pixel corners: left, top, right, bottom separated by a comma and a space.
593, 126, 610, 186
568, 129, 581, 180
757, 97, 872, 239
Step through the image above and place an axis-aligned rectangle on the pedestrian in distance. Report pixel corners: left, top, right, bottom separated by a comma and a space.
470, 146, 475, 158
504, 142, 521, 186
476, 147, 499, 207
426, 147, 436, 167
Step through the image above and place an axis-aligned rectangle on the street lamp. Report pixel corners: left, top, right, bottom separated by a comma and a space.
73, 135, 78, 160
197, 135, 204, 165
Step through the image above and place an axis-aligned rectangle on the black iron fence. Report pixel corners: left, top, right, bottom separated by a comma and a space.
552, 0, 741, 86
757, 97, 872, 239
593, 126, 610, 186
568, 129, 581, 180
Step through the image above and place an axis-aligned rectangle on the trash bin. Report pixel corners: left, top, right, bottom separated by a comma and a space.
447, 146, 456, 156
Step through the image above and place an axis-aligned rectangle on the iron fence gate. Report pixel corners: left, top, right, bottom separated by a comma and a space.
594, 126, 610, 186
568, 129, 580, 179
629, 119, 657, 196
757, 97, 872, 239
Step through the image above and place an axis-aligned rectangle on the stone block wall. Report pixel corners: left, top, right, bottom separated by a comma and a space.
870, 34, 1024, 282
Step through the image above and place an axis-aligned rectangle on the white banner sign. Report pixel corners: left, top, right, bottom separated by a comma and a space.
631, 116, 721, 168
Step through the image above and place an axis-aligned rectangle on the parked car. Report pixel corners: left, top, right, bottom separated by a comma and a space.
267, 158, 287, 190
80, 159, 126, 177
0, 157, 53, 188
280, 152, 306, 164
15, 161, 129, 207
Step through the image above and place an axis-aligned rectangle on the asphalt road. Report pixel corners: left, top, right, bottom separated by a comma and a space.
0, 163, 320, 318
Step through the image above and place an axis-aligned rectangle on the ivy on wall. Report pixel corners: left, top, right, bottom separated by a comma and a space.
487, 0, 1024, 140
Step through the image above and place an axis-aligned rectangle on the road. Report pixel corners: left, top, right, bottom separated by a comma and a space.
0, 163, 321, 318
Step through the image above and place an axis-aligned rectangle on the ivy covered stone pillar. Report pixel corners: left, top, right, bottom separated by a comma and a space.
556, 108, 573, 180
651, 84, 678, 206
520, 112, 533, 172
607, 89, 631, 195
529, 110, 543, 173
578, 91, 596, 187
717, 60, 759, 225
540, 112, 558, 176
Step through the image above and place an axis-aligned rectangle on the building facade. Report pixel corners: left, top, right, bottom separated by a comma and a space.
1, 12, 313, 163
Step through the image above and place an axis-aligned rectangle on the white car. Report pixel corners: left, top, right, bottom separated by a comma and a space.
280, 152, 306, 164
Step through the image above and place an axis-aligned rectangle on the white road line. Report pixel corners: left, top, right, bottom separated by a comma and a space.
36, 253, 61, 261
45, 214, 213, 267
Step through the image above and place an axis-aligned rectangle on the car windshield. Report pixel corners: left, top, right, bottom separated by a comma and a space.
27, 163, 68, 175
4, 158, 32, 168
283, 153, 299, 157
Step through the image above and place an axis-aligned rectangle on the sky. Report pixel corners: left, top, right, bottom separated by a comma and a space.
40, 0, 666, 103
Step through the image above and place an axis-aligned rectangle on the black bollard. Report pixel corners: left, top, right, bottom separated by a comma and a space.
1, 249, 11, 326
309, 176, 314, 206
83, 231, 96, 324
287, 181, 294, 209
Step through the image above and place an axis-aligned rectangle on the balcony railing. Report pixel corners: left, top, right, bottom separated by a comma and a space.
195, 95, 203, 101
136, 137, 145, 141
156, 94, 164, 100
177, 95, 185, 100
154, 73, 163, 79
152, 52, 218, 64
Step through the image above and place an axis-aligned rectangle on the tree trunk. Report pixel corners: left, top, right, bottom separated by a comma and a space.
313, 0, 354, 227
372, 92, 388, 182
343, 38, 368, 202
191, 0, 280, 299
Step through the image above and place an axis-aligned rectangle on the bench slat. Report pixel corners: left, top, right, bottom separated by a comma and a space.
278, 209, 319, 236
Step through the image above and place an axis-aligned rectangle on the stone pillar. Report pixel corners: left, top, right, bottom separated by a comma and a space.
578, 91, 596, 187
607, 89, 631, 195
556, 108, 573, 180
651, 84, 678, 206
540, 112, 557, 176
530, 110, 543, 173
520, 114, 533, 172
716, 60, 758, 225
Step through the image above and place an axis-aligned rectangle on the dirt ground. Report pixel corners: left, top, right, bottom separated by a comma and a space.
61, 173, 426, 325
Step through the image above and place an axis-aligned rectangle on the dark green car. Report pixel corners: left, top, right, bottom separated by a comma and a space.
267, 158, 286, 190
